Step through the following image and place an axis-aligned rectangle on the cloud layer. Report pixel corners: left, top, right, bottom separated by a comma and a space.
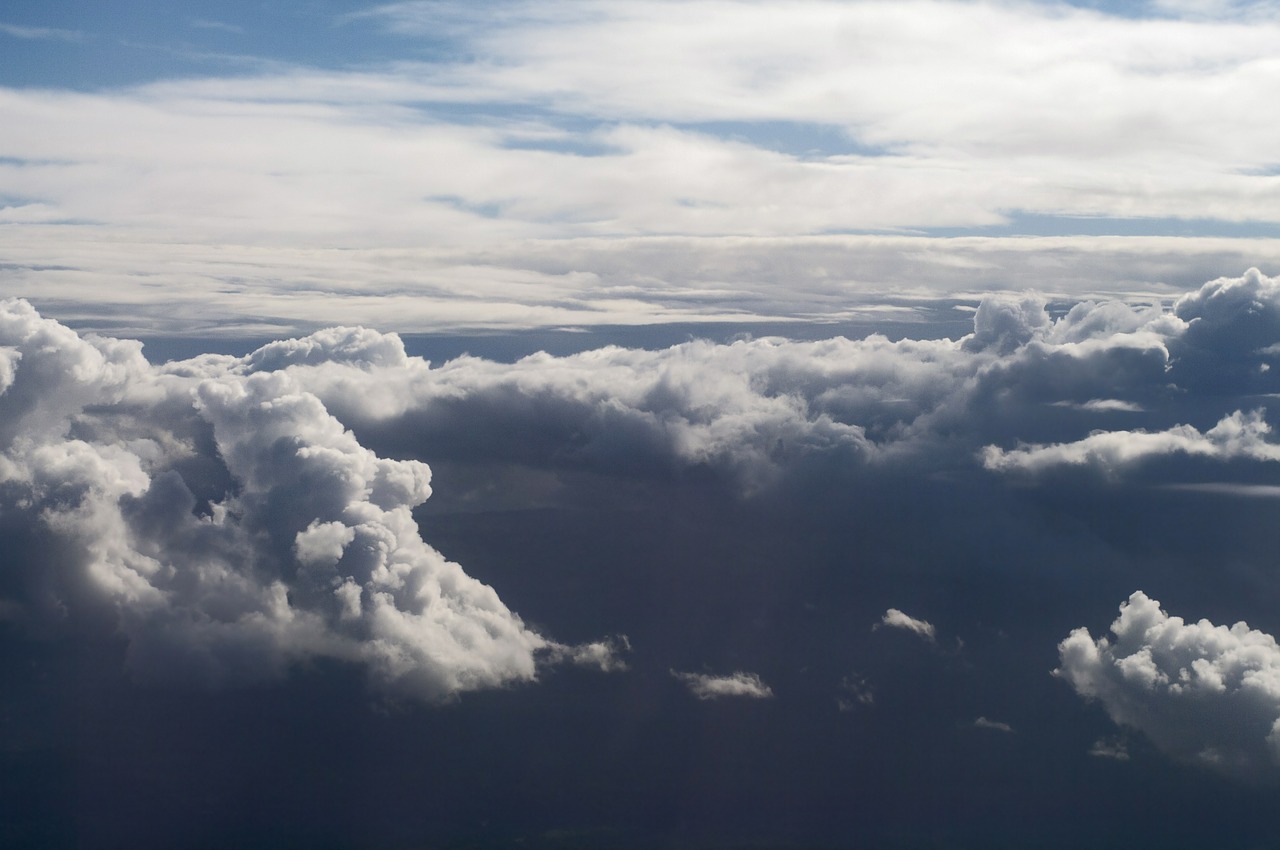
5, 2, 1280, 334
7, 266, 1280, 716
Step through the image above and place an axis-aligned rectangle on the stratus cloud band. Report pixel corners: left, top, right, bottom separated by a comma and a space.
6, 1, 1280, 337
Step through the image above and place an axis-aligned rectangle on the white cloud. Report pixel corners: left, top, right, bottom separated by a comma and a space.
0, 22, 84, 41
545, 635, 631, 672
0, 298, 617, 699
982, 408, 1280, 474
973, 716, 1015, 734
7, 267, 1280, 698
189, 19, 244, 34
877, 609, 936, 642
11, 231, 1276, 337
672, 670, 774, 700
1057, 591, 1280, 775
5, 3, 1280, 332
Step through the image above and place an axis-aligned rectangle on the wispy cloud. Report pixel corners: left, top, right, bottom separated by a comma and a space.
0, 21, 84, 41
189, 18, 245, 34
973, 717, 1015, 734
672, 670, 774, 700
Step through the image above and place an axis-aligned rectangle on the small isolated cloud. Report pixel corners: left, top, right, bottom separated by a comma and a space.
1050, 398, 1145, 413
672, 670, 774, 701
877, 609, 936, 642
1057, 591, 1280, 775
973, 716, 1015, 734
837, 674, 875, 711
1090, 737, 1130, 761
190, 18, 244, 33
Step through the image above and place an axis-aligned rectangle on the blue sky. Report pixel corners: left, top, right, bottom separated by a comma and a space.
0, 1, 1264, 90
3, 0, 1280, 335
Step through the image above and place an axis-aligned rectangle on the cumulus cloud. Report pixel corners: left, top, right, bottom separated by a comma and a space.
876, 609, 936, 642
1057, 591, 1280, 775
981, 409, 1280, 474
1171, 267, 1280, 393
972, 717, 1015, 734
672, 670, 775, 701
0, 298, 616, 700
8, 268, 1280, 701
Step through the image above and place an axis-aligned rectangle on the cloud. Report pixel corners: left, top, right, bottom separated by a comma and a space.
837, 674, 875, 711
96, 267, 1263, 497
6, 4, 1280, 334
672, 670, 774, 700
981, 409, 1280, 474
189, 19, 244, 34
0, 298, 616, 700
876, 609, 937, 642
0, 22, 84, 41
973, 717, 1015, 734
8, 266, 1280, 701
545, 634, 631, 672
1089, 737, 1131, 761
1171, 267, 1280, 393
1057, 591, 1280, 775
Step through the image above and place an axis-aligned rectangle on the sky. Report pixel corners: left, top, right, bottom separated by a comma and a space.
5, 2, 1280, 849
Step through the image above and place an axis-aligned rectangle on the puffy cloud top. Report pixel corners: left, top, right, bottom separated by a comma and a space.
0, 299, 622, 700
6, 269, 1280, 706
1058, 591, 1280, 775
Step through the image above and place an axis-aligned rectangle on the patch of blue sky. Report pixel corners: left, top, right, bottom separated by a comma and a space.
1055, 0, 1275, 18
425, 194, 504, 219
499, 135, 624, 157
674, 120, 893, 160
390, 102, 622, 156
0, 0, 431, 89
